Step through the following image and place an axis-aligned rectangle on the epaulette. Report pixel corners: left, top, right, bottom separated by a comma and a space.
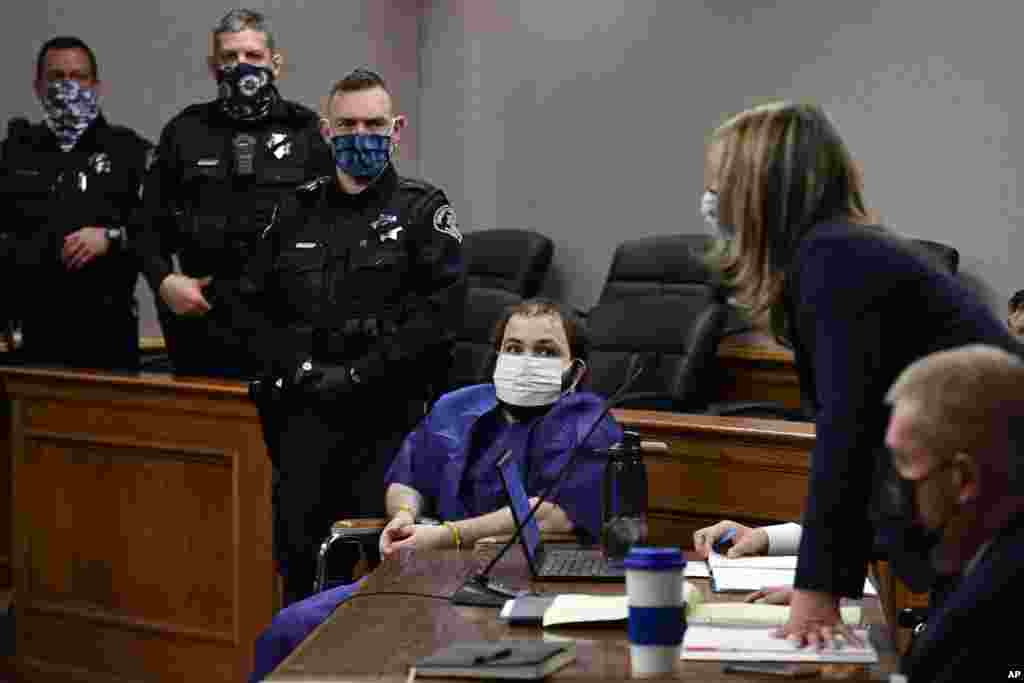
5, 118, 45, 146
105, 123, 154, 151
280, 100, 321, 126
397, 175, 442, 197
169, 101, 217, 128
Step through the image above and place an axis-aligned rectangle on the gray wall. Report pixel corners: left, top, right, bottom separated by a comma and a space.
0, 1, 422, 337
420, 0, 1024, 314
6, 1, 1024, 337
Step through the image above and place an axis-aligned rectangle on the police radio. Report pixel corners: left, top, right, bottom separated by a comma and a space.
233, 133, 258, 176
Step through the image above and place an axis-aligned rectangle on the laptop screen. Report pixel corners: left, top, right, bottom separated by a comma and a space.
496, 451, 542, 565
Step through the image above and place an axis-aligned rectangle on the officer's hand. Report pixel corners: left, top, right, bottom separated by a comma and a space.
160, 274, 213, 316
62, 227, 109, 270
379, 511, 416, 558
693, 520, 768, 559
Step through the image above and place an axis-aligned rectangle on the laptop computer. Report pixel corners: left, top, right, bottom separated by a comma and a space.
496, 450, 625, 582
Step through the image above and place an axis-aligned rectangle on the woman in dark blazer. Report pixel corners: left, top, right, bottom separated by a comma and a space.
700, 101, 1019, 647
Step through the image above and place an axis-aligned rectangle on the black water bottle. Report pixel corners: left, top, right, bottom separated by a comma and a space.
601, 430, 649, 566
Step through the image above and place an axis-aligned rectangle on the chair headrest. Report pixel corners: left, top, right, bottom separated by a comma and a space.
463, 229, 554, 298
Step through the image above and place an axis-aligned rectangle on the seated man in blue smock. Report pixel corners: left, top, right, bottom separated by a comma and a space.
250, 298, 622, 681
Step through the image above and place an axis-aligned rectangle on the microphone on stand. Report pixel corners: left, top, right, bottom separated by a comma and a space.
452, 356, 662, 606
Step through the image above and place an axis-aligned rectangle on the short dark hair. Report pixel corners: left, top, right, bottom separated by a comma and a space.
36, 36, 98, 81
491, 298, 590, 362
329, 68, 390, 100
1009, 289, 1024, 312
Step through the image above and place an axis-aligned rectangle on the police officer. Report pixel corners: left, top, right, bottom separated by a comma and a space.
0, 36, 151, 369
134, 9, 334, 378
257, 68, 466, 604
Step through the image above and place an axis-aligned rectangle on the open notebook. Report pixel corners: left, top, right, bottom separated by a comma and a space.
708, 552, 877, 595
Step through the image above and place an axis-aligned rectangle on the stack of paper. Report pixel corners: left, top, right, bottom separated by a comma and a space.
682, 625, 878, 663
708, 553, 877, 596
688, 603, 861, 626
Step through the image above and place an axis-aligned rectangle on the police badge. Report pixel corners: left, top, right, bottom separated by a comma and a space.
88, 152, 112, 174
267, 132, 292, 160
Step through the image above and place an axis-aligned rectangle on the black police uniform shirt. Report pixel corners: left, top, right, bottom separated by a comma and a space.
133, 97, 334, 375
135, 98, 334, 293
263, 163, 467, 403
0, 114, 151, 368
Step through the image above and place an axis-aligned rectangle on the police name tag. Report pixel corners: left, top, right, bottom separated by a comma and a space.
196, 158, 220, 167
294, 242, 318, 249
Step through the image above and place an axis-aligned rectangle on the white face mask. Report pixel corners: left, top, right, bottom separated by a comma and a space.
493, 353, 574, 407
700, 189, 724, 236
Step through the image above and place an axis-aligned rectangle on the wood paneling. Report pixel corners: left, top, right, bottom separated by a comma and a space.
0, 380, 10, 589
1, 367, 273, 683
611, 409, 815, 545
714, 329, 802, 410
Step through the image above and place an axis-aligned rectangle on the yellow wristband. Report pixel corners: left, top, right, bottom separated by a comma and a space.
443, 521, 462, 551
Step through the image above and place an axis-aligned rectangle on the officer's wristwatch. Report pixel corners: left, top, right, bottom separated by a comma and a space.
348, 366, 362, 385
105, 226, 124, 245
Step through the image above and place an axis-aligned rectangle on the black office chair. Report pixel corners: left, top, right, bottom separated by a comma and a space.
592, 233, 808, 421
447, 287, 523, 393
585, 294, 728, 411
462, 228, 554, 298
597, 233, 752, 336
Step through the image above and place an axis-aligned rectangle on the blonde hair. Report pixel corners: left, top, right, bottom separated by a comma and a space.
886, 345, 1024, 468
707, 102, 869, 317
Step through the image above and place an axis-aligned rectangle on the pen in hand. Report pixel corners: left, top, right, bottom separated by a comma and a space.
713, 528, 737, 555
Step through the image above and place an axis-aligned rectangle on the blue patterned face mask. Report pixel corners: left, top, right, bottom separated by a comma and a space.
331, 132, 392, 180
41, 79, 99, 151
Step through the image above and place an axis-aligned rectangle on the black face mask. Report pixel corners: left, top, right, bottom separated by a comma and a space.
216, 63, 279, 122
871, 456, 950, 592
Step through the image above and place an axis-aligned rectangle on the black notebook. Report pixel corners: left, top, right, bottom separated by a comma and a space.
412, 640, 576, 680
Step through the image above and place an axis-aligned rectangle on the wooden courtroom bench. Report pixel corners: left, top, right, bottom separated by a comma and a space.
0, 366, 273, 683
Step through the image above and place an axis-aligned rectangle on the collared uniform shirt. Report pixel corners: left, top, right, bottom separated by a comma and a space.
262, 164, 467, 403
0, 115, 151, 368
133, 98, 334, 376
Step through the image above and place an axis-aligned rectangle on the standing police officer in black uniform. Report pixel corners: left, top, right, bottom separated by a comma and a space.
1, 36, 150, 369
256, 69, 466, 604
134, 9, 333, 378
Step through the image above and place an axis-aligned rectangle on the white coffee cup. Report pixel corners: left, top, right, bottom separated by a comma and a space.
624, 546, 686, 677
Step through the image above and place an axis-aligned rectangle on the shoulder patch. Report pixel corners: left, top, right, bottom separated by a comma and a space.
432, 205, 462, 243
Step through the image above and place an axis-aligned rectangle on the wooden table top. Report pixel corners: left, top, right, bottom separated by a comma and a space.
268, 547, 897, 682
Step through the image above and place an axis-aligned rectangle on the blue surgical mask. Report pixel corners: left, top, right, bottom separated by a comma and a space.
332, 132, 392, 179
